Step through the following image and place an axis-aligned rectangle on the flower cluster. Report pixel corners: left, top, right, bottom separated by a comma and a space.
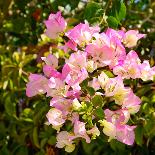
26, 11, 155, 152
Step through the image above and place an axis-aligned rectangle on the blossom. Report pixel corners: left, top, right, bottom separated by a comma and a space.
62, 64, 88, 88
105, 28, 124, 41
87, 125, 100, 139
72, 98, 82, 110
62, 52, 88, 87
41, 54, 61, 78
44, 11, 67, 39
104, 109, 130, 125
66, 23, 100, 46
86, 43, 114, 67
105, 29, 126, 67
26, 74, 48, 97
46, 77, 67, 97
98, 71, 109, 89
113, 50, 141, 79
70, 120, 90, 143
46, 108, 66, 130
140, 60, 155, 81
100, 110, 136, 145
99, 119, 116, 139
86, 60, 97, 73
122, 91, 141, 114
104, 76, 130, 105
69, 112, 79, 124
123, 30, 145, 48
64, 40, 78, 52
66, 51, 87, 70
89, 78, 100, 91
41, 54, 58, 68
116, 125, 136, 145
50, 97, 72, 115
26, 13, 155, 150
43, 65, 61, 78
56, 131, 75, 152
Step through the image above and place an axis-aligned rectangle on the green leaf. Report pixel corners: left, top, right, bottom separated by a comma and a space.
84, 2, 101, 23
92, 95, 103, 107
118, 2, 126, 21
107, 16, 118, 29
80, 79, 88, 89
94, 107, 104, 119
14, 146, 28, 155
48, 136, 56, 145
4, 95, 16, 116
110, 1, 126, 24
0, 145, 10, 155
130, 0, 134, 3
40, 138, 47, 148
33, 127, 40, 148
103, 70, 114, 78
86, 86, 95, 96
33, 102, 49, 125
136, 86, 151, 96
110, 139, 125, 151
135, 126, 143, 146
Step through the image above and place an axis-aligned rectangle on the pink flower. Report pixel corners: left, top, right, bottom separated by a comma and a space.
98, 71, 109, 89
69, 112, 79, 124
123, 30, 146, 48
46, 77, 67, 97
93, 32, 111, 47
105, 29, 126, 67
109, 37, 126, 68
62, 52, 88, 87
56, 131, 75, 152
66, 51, 87, 70
86, 32, 114, 67
122, 91, 141, 114
140, 60, 155, 81
66, 89, 81, 99
43, 65, 61, 78
26, 74, 48, 97
62, 51, 88, 83
89, 78, 100, 91
116, 125, 136, 145
86, 44, 114, 67
87, 125, 100, 139
41, 54, 58, 68
46, 108, 66, 128
113, 50, 141, 79
50, 97, 72, 115
105, 28, 124, 41
86, 60, 97, 73
62, 40, 77, 52
66, 23, 100, 46
71, 121, 90, 143
66, 67, 88, 87
86, 31, 126, 68
104, 109, 130, 125
104, 76, 130, 105
44, 11, 67, 39
100, 117, 136, 145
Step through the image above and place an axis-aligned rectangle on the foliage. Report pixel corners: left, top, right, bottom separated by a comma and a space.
0, 0, 155, 155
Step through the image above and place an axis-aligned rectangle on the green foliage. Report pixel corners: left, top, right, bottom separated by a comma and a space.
1, 0, 155, 155
92, 95, 104, 107
107, 16, 119, 29
84, 2, 102, 23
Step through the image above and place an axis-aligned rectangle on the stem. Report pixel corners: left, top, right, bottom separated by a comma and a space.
99, 0, 112, 25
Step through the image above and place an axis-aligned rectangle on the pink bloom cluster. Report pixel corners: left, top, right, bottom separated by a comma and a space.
26, 11, 155, 152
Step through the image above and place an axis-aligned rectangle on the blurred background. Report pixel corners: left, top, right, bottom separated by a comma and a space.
0, 0, 155, 155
